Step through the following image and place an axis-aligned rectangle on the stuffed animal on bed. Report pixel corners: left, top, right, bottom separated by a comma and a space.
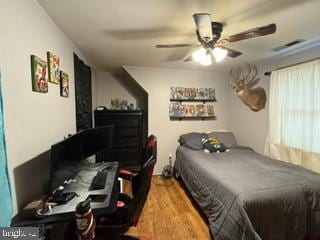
202, 136, 229, 153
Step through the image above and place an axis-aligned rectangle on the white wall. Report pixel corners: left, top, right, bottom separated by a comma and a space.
95, 72, 136, 109
228, 65, 270, 153
125, 67, 232, 174
229, 45, 320, 154
0, 0, 94, 213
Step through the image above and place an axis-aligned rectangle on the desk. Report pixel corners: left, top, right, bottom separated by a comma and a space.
11, 161, 119, 227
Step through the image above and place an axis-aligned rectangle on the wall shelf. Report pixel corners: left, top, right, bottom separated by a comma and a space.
170, 99, 217, 104
169, 99, 217, 121
169, 87, 217, 121
170, 116, 217, 121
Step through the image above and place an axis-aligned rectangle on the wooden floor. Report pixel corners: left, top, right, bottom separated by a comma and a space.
125, 176, 212, 240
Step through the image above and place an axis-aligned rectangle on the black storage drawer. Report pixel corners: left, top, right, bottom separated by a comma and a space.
96, 117, 139, 128
113, 136, 139, 147
94, 110, 143, 169
114, 128, 139, 137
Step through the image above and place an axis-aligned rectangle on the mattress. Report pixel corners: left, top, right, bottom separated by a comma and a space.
174, 146, 320, 240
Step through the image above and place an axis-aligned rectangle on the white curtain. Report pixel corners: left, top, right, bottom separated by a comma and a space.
265, 59, 320, 173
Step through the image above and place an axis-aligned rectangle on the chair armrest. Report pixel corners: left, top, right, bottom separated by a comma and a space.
119, 169, 138, 180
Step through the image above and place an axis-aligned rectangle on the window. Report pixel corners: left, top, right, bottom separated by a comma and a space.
265, 59, 320, 172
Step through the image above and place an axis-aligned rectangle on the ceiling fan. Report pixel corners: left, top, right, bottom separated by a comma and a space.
156, 13, 277, 65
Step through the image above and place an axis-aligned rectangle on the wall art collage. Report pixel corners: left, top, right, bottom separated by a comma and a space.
31, 52, 69, 97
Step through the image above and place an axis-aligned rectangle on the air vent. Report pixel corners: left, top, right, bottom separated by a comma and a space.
272, 39, 305, 52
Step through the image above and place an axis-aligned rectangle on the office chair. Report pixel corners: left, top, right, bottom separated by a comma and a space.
94, 135, 157, 240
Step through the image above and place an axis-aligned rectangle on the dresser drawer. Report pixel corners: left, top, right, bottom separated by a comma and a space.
96, 117, 139, 128
114, 128, 139, 137
94, 110, 144, 169
113, 136, 139, 147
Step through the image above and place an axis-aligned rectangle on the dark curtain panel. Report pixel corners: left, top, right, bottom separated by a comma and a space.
74, 53, 92, 131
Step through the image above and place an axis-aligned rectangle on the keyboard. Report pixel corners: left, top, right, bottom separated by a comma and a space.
90, 171, 108, 190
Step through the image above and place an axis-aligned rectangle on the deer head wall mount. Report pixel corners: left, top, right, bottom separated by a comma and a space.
230, 63, 266, 112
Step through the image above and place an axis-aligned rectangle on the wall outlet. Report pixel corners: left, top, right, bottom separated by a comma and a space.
169, 154, 172, 166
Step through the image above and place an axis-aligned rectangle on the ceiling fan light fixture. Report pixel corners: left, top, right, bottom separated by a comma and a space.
212, 47, 227, 62
192, 47, 206, 63
192, 48, 212, 66
200, 53, 212, 66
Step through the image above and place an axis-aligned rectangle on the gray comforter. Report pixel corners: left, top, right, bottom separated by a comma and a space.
174, 146, 320, 240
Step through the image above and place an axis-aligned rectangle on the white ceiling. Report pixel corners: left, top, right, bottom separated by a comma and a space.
36, 0, 320, 71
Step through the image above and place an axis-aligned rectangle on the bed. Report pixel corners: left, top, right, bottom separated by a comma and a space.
174, 133, 320, 240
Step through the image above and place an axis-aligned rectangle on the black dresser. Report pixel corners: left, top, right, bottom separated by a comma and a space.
94, 110, 144, 170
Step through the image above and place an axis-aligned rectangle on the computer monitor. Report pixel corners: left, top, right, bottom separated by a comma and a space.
49, 125, 114, 191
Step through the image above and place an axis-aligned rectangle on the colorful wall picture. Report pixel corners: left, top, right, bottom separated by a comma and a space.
169, 103, 215, 117
60, 70, 69, 97
47, 51, 60, 84
31, 55, 48, 93
170, 87, 216, 100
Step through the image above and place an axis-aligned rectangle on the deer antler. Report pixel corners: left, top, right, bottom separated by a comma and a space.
230, 67, 241, 90
230, 63, 259, 91
230, 68, 237, 80
244, 63, 257, 84
249, 64, 258, 83
243, 63, 251, 83
230, 62, 266, 112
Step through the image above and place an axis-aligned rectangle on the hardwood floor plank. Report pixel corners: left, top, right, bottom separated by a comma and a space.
126, 176, 211, 240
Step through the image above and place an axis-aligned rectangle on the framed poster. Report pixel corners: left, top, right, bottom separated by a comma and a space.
31, 55, 48, 93
60, 70, 69, 97
47, 51, 60, 84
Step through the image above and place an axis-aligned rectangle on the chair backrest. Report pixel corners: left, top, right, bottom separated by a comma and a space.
131, 135, 157, 225
92, 135, 157, 240
144, 134, 157, 164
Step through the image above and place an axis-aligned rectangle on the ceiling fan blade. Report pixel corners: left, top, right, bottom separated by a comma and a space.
221, 46, 243, 58
165, 48, 194, 62
155, 44, 195, 48
227, 23, 276, 43
184, 56, 193, 62
193, 13, 213, 41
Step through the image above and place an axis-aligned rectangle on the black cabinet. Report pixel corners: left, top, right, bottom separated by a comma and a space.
94, 110, 144, 170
